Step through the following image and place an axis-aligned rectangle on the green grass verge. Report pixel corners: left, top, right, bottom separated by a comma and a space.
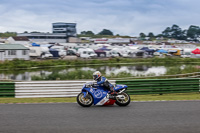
131, 92, 200, 101
0, 93, 199, 104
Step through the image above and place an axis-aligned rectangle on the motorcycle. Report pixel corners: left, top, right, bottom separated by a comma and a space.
77, 82, 130, 107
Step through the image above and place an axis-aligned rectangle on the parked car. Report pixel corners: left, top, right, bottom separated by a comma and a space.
67, 49, 77, 56
106, 51, 119, 57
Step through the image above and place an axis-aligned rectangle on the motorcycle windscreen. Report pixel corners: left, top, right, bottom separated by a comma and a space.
114, 84, 127, 91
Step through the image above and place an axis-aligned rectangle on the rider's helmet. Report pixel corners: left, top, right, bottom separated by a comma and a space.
93, 71, 101, 81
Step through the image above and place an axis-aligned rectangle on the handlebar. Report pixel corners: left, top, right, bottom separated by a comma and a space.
85, 82, 98, 88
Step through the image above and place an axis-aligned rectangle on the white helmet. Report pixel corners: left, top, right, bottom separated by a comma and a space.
93, 71, 101, 81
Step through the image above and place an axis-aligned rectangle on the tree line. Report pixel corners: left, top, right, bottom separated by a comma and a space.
80, 29, 114, 36
1, 24, 200, 42
80, 24, 200, 42
140, 24, 200, 41
0, 32, 17, 38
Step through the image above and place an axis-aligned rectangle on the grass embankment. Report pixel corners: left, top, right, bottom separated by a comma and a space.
1, 58, 200, 80
0, 93, 199, 104
30, 64, 200, 80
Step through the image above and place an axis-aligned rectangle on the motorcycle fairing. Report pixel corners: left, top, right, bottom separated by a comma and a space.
114, 84, 128, 91
82, 87, 109, 105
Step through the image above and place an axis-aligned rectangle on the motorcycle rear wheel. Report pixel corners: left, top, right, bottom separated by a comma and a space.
77, 93, 93, 107
115, 92, 130, 106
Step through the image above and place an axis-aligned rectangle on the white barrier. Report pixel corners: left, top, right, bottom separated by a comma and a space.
15, 80, 116, 98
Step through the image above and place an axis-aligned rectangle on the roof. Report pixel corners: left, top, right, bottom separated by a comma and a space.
52, 22, 76, 25
94, 50, 106, 53
12, 36, 29, 41
0, 44, 29, 50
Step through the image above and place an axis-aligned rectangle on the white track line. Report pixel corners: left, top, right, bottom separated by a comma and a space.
0, 100, 200, 104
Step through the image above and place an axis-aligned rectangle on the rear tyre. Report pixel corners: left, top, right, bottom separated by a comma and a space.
77, 92, 93, 107
115, 92, 130, 106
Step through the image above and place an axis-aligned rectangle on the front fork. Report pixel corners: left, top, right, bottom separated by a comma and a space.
83, 91, 91, 99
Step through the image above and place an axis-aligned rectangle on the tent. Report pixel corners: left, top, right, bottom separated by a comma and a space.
99, 47, 111, 51
156, 49, 168, 53
31, 43, 40, 47
140, 47, 155, 55
192, 48, 200, 54
94, 50, 106, 57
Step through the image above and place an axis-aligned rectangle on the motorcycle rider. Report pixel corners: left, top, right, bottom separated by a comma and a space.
93, 71, 117, 95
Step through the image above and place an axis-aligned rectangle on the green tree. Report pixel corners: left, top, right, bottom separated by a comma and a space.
80, 31, 86, 35
86, 31, 94, 35
162, 27, 171, 38
148, 32, 154, 38
187, 25, 200, 41
98, 29, 113, 35
161, 24, 186, 40
139, 33, 146, 40
0, 32, 17, 37
148, 32, 154, 37
30, 31, 41, 33
170, 24, 183, 39
80, 31, 95, 35
147, 32, 155, 40
139, 32, 146, 37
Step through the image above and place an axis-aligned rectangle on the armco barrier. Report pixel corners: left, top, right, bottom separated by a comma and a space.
116, 78, 200, 95
15, 80, 116, 98
0, 79, 199, 98
0, 82, 15, 97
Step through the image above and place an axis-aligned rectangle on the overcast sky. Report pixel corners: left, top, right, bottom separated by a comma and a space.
0, 0, 200, 36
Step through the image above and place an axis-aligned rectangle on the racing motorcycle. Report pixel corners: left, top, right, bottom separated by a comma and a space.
77, 82, 130, 107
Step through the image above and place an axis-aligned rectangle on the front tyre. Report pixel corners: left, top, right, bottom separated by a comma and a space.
77, 92, 93, 107
115, 92, 130, 106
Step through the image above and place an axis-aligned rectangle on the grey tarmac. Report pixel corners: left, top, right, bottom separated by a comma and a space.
0, 101, 199, 133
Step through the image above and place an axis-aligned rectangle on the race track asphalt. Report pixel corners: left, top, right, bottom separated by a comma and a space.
0, 101, 199, 133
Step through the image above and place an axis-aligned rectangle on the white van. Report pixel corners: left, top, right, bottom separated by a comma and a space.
180, 48, 193, 58
77, 48, 97, 58
111, 47, 130, 57
29, 46, 53, 58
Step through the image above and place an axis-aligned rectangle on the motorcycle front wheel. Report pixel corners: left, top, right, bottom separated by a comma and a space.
115, 92, 130, 106
77, 92, 93, 107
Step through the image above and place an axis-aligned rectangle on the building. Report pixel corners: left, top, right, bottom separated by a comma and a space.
0, 44, 30, 61
92, 38, 134, 44
6, 36, 30, 45
17, 33, 67, 43
52, 22, 77, 37
17, 22, 77, 43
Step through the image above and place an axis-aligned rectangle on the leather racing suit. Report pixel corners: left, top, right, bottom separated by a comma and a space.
96, 76, 114, 92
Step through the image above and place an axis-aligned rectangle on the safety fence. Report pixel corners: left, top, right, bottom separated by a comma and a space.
15, 81, 85, 98
0, 80, 116, 98
0, 79, 199, 98
116, 78, 200, 95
